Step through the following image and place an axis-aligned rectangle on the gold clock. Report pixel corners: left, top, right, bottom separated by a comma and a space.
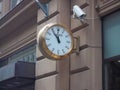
37, 23, 74, 60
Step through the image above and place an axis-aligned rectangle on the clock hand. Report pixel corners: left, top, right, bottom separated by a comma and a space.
57, 36, 61, 43
52, 29, 61, 43
56, 28, 61, 43
52, 29, 57, 37
57, 28, 60, 36
57, 28, 61, 43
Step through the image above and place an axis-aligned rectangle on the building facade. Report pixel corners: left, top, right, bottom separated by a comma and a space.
0, 0, 120, 90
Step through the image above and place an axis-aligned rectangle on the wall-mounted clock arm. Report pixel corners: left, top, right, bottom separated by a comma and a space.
35, 0, 49, 17
73, 36, 80, 55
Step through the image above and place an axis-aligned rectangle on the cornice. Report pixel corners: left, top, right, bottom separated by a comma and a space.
0, 31, 36, 59
97, 0, 120, 16
0, 0, 37, 39
0, 0, 35, 26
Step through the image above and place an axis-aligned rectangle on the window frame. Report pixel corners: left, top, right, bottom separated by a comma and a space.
102, 10, 120, 90
0, 0, 2, 14
0, 42, 36, 68
10, 0, 22, 9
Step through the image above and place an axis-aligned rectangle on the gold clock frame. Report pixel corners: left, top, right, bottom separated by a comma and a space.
37, 23, 74, 60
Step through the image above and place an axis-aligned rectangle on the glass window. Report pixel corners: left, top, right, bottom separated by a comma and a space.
103, 10, 120, 90
103, 11, 120, 59
8, 45, 36, 63
0, 0, 2, 13
0, 44, 36, 68
10, 0, 22, 9
0, 59, 8, 68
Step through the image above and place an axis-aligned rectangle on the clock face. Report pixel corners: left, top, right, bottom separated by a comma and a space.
37, 23, 74, 60
45, 25, 73, 56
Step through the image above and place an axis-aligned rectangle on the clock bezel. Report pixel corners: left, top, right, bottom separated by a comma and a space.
37, 23, 74, 60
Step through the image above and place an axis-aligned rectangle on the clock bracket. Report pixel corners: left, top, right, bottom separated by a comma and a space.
73, 36, 80, 55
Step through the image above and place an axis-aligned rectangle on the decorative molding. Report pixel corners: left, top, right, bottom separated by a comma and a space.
97, 0, 120, 16
80, 2, 89, 9
72, 23, 89, 33
37, 56, 45, 61
0, 0, 35, 28
0, 0, 37, 39
0, 31, 36, 59
99, 0, 119, 8
70, 66, 89, 75
36, 71, 58, 80
79, 44, 89, 51
37, 11, 59, 25
104, 55, 120, 63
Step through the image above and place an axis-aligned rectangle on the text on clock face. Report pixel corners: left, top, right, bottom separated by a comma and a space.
45, 26, 72, 56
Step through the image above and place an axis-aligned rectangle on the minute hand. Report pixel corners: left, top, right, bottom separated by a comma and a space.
52, 29, 61, 43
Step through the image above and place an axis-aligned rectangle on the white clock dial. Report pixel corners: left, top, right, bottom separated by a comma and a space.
45, 25, 72, 56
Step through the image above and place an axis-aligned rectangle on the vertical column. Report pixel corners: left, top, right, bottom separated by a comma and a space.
70, 0, 91, 90
36, 0, 70, 90
35, 0, 58, 90
70, 0, 102, 90
87, 0, 102, 90
56, 0, 71, 90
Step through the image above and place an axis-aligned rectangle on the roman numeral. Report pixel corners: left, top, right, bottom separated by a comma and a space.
57, 50, 60, 55
47, 43, 51, 47
65, 46, 69, 49
46, 38, 50, 40
66, 41, 70, 43
47, 32, 51, 35
62, 30, 65, 34
65, 35, 69, 38
52, 48, 55, 52
62, 49, 65, 53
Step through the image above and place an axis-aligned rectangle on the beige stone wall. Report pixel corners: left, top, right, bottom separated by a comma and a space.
0, 16, 37, 58
35, 0, 120, 89
70, 0, 102, 90
0, 0, 37, 58
36, 0, 103, 90
36, 0, 70, 90
0, 0, 119, 90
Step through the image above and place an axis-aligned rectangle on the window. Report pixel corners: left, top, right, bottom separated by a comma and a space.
0, 0, 2, 13
0, 44, 36, 68
10, 0, 22, 9
102, 10, 120, 90
103, 11, 120, 59
8, 45, 36, 63
0, 59, 8, 68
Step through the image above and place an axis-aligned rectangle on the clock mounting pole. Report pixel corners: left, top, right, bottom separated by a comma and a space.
73, 36, 80, 55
